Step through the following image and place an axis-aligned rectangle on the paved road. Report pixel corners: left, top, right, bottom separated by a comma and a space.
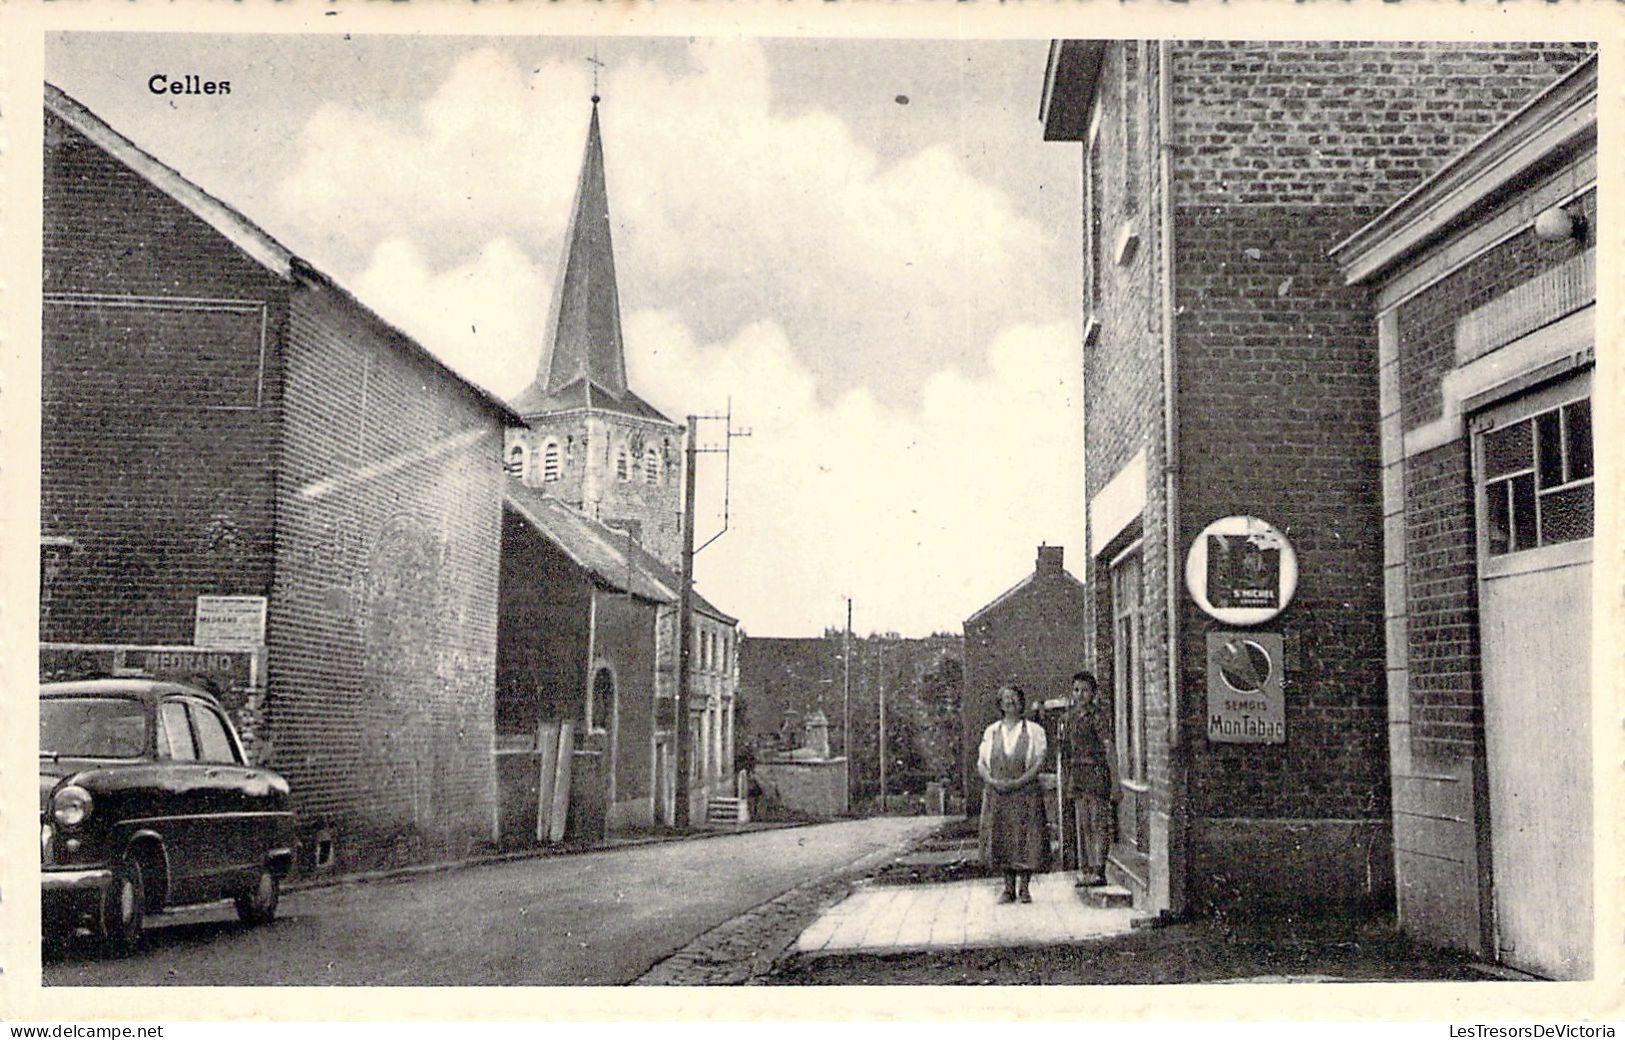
43, 817, 943, 986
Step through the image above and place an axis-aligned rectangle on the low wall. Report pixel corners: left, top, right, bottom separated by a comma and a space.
756, 757, 848, 819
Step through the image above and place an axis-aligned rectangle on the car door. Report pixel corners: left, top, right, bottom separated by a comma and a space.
185, 699, 256, 894
155, 698, 212, 904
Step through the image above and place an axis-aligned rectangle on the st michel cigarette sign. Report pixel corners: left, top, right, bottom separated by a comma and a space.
1184, 515, 1298, 627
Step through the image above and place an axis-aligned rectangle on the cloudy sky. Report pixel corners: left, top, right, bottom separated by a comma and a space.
49, 32, 1083, 637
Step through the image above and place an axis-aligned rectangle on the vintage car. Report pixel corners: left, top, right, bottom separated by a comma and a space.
40, 678, 297, 953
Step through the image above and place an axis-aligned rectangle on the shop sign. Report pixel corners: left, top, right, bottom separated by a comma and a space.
1185, 515, 1298, 626
194, 595, 267, 650
41, 642, 261, 689
1206, 631, 1285, 744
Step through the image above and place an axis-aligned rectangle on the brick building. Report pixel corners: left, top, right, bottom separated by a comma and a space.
42, 84, 524, 872
1038, 41, 1593, 915
961, 545, 1088, 809
503, 99, 740, 829
1332, 57, 1596, 979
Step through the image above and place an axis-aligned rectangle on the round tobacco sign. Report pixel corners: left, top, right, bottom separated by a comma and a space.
1185, 515, 1298, 626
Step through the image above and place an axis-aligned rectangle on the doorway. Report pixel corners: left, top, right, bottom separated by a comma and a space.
1471, 371, 1593, 979
1110, 547, 1150, 861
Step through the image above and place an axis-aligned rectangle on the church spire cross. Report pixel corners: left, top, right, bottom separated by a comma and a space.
587, 52, 605, 104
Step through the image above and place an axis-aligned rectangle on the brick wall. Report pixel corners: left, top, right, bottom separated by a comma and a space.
1397, 191, 1596, 431
41, 111, 286, 646
1173, 203, 1389, 823
271, 285, 507, 873
1157, 43, 1588, 900
1170, 42, 1596, 209
593, 590, 658, 807
1076, 42, 1176, 866
1391, 189, 1595, 759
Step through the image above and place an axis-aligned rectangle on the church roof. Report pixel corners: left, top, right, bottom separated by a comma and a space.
515, 377, 674, 424
513, 103, 673, 426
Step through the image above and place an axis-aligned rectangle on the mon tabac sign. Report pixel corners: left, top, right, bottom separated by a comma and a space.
1205, 631, 1285, 744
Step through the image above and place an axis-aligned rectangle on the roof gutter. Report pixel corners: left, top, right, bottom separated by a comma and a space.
1157, 39, 1190, 919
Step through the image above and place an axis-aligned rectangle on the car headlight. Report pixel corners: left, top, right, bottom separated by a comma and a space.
51, 785, 92, 828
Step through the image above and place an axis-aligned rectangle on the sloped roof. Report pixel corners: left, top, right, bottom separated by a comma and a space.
44, 82, 522, 428
963, 565, 1086, 627
502, 478, 737, 625
511, 103, 673, 426
504, 479, 674, 604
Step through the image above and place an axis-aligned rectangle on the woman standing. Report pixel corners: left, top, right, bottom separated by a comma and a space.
977, 685, 1050, 903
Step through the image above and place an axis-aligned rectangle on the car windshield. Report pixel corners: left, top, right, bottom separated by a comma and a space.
40, 697, 149, 759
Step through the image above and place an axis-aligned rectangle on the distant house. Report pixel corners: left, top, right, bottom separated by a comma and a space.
42, 83, 525, 873
1333, 56, 1596, 979
961, 545, 1088, 809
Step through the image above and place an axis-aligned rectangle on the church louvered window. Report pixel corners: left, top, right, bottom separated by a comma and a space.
616, 445, 630, 482
506, 443, 525, 478
542, 440, 562, 483
644, 445, 660, 485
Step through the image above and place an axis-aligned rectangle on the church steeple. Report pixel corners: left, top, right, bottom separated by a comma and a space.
514, 100, 664, 420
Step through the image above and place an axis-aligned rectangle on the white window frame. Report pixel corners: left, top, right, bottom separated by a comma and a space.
1472, 369, 1593, 581
1110, 545, 1147, 787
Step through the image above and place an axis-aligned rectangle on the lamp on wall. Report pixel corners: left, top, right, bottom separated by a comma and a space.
1533, 206, 1580, 242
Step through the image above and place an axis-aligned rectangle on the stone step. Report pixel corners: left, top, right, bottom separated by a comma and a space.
706, 797, 745, 823
1079, 884, 1133, 909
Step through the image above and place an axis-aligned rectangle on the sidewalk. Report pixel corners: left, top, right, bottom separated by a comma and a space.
763, 828, 1486, 985
793, 872, 1140, 956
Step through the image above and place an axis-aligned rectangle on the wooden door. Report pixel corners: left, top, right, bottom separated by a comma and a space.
1473, 374, 1593, 979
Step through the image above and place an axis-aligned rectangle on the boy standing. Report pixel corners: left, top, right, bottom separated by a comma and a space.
1066, 671, 1118, 887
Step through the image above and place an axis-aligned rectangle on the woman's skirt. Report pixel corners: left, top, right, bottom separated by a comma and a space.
979, 782, 1052, 872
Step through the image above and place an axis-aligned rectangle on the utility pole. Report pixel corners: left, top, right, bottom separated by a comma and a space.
877, 639, 887, 815
674, 403, 750, 830
842, 597, 852, 814
675, 415, 698, 829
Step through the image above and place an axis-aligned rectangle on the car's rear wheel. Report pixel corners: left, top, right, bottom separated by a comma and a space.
235, 867, 279, 926
101, 859, 144, 956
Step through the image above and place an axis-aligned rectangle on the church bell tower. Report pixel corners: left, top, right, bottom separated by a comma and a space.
507, 96, 685, 569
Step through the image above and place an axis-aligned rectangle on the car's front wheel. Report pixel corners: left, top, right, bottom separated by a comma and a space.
235, 867, 279, 926
101, 859, 144, 956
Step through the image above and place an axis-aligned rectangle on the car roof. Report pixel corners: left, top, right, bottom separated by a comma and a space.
40, 677, 224, 707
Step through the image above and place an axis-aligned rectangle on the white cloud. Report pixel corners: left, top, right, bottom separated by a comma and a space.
626, 311, 1085, 636
350, 236, 548, 397
273, 40, 1065, 403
